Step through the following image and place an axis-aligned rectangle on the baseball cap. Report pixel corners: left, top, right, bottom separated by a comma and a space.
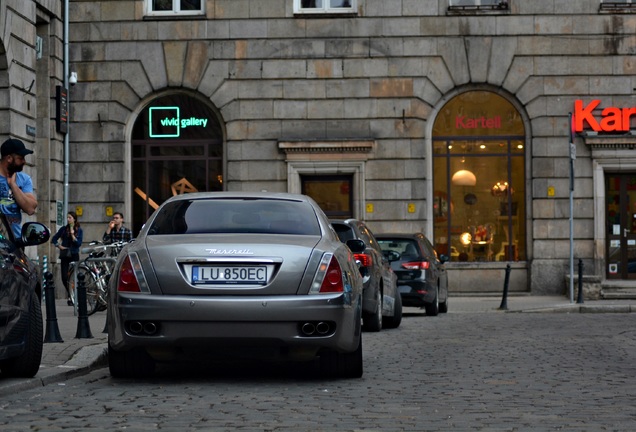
1, 138, 34, 157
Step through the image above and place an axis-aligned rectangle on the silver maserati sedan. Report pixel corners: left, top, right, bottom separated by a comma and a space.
107, 192, 365, 378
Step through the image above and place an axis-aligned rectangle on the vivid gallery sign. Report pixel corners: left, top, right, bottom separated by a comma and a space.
573, 99, 636, 133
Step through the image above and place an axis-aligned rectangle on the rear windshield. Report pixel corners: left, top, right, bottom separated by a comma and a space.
377, 239, 419, 260
147, 198, 321, 236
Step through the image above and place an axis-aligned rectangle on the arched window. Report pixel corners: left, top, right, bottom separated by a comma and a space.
432, 91, 525, 263
131, 94, 223, 234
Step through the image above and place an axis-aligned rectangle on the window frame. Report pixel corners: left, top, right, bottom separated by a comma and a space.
600, 0, 636, 9
293, 0, 357, 15
145, 0, 205, 18
448, 0, 509, 11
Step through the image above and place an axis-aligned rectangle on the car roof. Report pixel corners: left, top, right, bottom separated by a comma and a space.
162, 191, 312, 203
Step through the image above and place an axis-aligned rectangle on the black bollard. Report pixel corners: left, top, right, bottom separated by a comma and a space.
43, 272, 64, 343
576, 258, 584, 304
498, 264, 511, 311
75, 273, 94, 339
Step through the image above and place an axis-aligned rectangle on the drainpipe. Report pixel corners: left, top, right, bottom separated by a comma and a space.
63, 0, 69, 218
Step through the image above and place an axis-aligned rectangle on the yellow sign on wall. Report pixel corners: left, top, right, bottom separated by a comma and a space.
75, 206, 83, 217
105, 206, 113, 217
366, 203, 374, 213
547, 186, 555, 197
408, 203, 416, 213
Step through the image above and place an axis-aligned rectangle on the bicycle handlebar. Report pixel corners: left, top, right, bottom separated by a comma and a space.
81, 240, 130, 255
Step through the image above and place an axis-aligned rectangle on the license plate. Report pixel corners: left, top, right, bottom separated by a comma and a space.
192, 266, 268, 285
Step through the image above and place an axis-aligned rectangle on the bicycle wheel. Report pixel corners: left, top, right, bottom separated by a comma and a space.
68, 264, 102, 316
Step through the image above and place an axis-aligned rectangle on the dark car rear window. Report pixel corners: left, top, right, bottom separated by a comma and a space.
331, 223, 355, 242
377, 239, 419, 260
148, 199, 321, 235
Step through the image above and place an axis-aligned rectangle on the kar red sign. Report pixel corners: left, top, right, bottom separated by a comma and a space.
573, 99, 636, 132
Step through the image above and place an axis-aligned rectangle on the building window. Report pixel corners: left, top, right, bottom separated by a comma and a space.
432, 91, 525, 263
448, 0, 509, 10
145, 0, 204, 17
302, 175, 353, 218
600, 0, 636, 10
294, 0, 356, 14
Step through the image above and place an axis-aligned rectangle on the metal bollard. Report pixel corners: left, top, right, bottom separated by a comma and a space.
498, 264, 511, 311
576, 258, 584, 304
43, 272, 64, 343
75, 272, 94, 339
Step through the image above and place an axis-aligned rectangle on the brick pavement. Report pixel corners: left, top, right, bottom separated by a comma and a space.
0, 294, 635, 397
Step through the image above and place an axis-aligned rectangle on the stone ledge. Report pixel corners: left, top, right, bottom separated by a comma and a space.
564, 274, 602, 300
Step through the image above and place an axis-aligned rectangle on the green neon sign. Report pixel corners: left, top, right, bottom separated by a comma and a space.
149, 106, 209, 138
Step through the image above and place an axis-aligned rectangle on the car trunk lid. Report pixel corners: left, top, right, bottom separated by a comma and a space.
144, 234, 322, 296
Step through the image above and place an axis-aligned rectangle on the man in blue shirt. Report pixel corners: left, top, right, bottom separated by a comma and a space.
0, 139, 37, 238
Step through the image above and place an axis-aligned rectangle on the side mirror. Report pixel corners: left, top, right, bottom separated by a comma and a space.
20, 222, 51, 247
346, 239, 366, 254
439, 254, 450, 264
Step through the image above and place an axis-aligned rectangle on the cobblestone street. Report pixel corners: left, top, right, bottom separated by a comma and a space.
1, 311, 635, 431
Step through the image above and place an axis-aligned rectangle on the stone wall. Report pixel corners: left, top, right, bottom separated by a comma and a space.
62, 0, 636, 293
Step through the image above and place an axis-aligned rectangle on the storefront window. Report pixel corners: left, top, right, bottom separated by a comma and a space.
131, 94, 223, 235
432, 91, 525, 262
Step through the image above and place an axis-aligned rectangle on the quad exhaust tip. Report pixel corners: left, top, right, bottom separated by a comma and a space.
300, 321, 335, 337
127, 321, 159, 336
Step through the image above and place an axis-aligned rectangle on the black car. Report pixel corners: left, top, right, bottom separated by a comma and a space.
331, 219, 401, 331
376, 233, 449, 316
0, 216, 51, 378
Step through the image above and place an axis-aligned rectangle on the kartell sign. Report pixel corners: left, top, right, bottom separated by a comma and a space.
573, 99, 636, 133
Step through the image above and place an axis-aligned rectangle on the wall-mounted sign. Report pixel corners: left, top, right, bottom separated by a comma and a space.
56, 86, 68, 134
573, 99, 636, 133
455, 116, 501, 130
56, 201, 64, 227
149, 106, 209, 138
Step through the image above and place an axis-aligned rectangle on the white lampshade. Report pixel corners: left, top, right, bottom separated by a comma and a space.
451, 169, 477, 186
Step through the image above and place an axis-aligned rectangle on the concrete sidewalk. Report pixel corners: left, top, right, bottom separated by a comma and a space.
1, 294, 635, 397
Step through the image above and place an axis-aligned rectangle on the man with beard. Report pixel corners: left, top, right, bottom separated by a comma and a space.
0, 138, 37, 237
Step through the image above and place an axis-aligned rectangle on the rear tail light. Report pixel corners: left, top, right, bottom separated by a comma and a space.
310, 253, 345, 294
401, 260, 430, 270
354, 253, 373, 268
117, 253, 150, 293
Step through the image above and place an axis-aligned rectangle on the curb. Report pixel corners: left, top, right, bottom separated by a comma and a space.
509, 305, 635, 314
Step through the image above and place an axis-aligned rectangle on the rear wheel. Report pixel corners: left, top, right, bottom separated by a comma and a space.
108, 344, 156, 378
424, 286, 439, 316
0, 293, 43, 378
362, 289, 382, 332
319, 334, 363, 379
383, 291, 402, 329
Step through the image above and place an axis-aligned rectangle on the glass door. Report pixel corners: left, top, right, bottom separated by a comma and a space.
606, 174, 636, 280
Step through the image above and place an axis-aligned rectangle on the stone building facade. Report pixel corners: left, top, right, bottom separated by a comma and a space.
0, 0, 64, 269
8, 0, 636, 296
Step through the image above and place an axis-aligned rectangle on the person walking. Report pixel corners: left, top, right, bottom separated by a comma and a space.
0, 138, 38, 238
52, 212, 83, 305
103, 212, 132, 244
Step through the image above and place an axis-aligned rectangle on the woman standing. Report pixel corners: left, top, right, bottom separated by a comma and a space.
51, 212, 83, 305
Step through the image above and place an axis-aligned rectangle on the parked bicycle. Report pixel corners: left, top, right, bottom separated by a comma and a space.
67, 240, 127, 315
